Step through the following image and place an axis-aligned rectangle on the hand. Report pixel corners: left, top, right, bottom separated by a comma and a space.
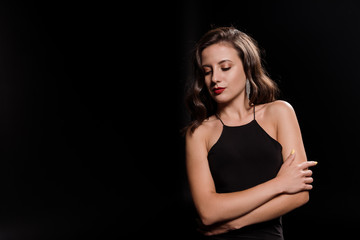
276, 150, 317, 194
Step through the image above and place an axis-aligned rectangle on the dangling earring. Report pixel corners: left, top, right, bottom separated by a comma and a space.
245, 78, 251, 100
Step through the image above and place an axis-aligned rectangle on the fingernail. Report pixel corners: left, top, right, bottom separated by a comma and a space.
314, 161, 318, 165
291, 149, 295, 155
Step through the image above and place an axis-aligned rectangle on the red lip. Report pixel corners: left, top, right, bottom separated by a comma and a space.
213, 87, 225, 94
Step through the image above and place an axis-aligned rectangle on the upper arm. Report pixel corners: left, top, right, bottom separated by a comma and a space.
185, 127, 216, 215
272, 100, 307, 164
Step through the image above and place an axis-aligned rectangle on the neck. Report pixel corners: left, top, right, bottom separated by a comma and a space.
217, 95, 252, 122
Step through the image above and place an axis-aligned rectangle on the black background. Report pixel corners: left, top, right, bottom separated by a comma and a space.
0, 0, 359, 239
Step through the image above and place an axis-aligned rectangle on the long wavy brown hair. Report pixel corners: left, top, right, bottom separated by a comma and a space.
184, 27, 279, 133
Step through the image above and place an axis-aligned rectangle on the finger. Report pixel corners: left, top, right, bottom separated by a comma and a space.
205, 230, 216, 236
300, 161, 318, 169
285, 149, 296, 165
303, 169, 313, 177
305, 177, 314, 184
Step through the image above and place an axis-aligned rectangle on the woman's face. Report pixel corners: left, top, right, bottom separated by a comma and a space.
201, 42, 247, 104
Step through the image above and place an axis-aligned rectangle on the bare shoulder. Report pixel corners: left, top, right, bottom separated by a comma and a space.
186, 115, 222, 151
266, 100, 294, 112
263, 100, 296, 120
186, 115, 220, 141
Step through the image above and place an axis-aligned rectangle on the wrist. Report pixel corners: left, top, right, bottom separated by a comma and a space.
271, 177, 285, 195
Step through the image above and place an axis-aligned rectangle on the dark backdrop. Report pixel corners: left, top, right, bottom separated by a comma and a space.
0, 0, 358, 239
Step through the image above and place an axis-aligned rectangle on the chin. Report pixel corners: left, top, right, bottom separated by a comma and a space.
213, 95, 230, 104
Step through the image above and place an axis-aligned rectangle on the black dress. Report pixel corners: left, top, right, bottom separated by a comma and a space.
206, 106, 284, 240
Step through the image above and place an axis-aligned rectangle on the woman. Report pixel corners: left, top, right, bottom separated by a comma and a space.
185, 27, 317, 239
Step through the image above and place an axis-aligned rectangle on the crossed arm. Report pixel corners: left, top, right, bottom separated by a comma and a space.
186, 101, 316, 235
198, 185, 309, 235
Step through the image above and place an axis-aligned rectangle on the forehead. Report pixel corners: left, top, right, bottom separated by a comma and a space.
201, 43, 240, 65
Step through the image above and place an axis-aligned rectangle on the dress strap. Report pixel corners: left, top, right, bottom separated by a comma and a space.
215, 114, 225, 126
253, 105, 256, 120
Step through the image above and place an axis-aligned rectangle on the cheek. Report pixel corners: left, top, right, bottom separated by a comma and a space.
228, 72, 245, 88
229, 71, 246, 86
204, 77, 212, 88
204, 78, 215, 96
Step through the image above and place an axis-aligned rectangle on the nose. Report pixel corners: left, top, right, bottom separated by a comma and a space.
211, 68, 221, 84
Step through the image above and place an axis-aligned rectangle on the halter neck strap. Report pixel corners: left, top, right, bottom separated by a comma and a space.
215, 113, 225, 126
253, 105, 256, 120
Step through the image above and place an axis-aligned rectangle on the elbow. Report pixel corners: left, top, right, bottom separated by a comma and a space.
199, 212, 217, 226
198, 207, 220, 226
195, 198, 221, 226
296, 191, 310, 207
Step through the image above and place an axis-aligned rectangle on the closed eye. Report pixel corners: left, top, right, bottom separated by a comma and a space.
222, 67, 231, 71
203, 67, 212, 76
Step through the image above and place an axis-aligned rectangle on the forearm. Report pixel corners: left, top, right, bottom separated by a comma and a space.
203, 191, 309, 235
197, 178, 284, 226
234, 191, 309, 228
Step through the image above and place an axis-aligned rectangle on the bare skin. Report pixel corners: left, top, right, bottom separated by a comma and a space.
186, 43, 317, 235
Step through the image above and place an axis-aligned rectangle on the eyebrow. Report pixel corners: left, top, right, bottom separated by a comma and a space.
202, 59, 233, 67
